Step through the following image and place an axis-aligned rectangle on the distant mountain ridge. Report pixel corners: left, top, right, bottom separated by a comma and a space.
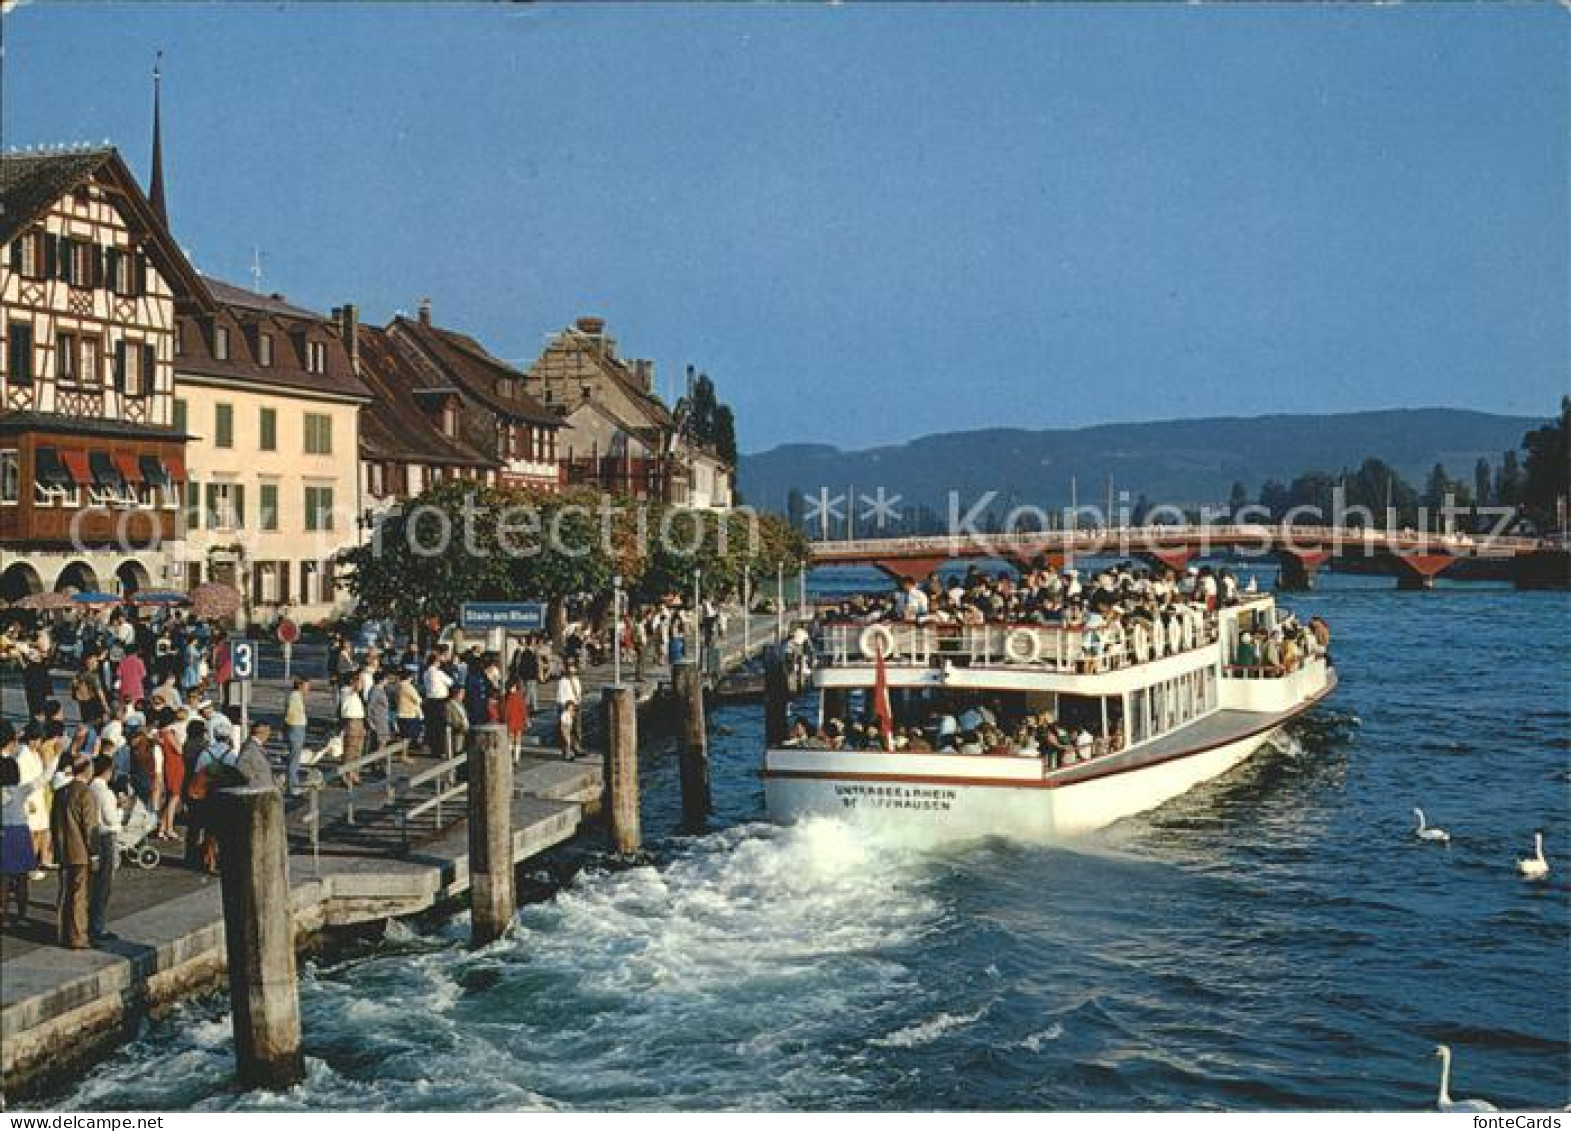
739, 408, 1542, 514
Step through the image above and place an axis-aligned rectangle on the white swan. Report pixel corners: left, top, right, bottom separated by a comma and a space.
1516, 832, 1550, 880
1412, 808, 1449, 844
1435, 1044, 1498, 1113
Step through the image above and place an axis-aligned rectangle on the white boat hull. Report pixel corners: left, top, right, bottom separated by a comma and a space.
764, 725, 1282, 843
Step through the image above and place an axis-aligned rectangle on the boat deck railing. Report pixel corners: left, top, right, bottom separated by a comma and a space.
815, 616, 1222, 675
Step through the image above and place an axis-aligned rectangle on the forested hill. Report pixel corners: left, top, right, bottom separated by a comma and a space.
740, 408, 1541, 515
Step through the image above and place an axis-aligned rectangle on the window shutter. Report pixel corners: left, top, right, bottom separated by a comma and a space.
58, 238, 73, 285
134, 251, 148, 296
204, 483, 218, 530
7, 239, 19, 273
40, 233, 57, 280
278, 561, 291, 603
106, 247, 121, 292
234, 484, 246, 529
113, 340, 127, 392
184, 481, 200, 532
91, 246, 105, 288
142, 344, 156, 393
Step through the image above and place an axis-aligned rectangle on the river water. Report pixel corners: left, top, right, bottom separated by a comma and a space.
45, 571, 1570, 1111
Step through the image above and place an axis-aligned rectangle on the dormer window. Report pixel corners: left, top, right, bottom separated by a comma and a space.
258, 332, 274, 367
306, 340, 327, 374
214, 324, 231, 361
442, 401, 458, 438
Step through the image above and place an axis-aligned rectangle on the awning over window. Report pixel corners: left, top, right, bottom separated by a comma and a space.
163, 452, 187, 482
139, 455, 172, 490
59, 450, 93, 488
89, 450, 124, 490
33, 447, 72, 489
114, 452, 144, 485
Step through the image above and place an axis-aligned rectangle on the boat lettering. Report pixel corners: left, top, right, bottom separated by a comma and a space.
833, 784, 957, 811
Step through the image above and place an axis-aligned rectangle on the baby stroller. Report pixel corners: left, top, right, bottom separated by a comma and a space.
117, 798, 161, 870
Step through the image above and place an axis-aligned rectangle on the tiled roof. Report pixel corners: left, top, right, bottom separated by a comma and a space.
202, 275, 323, 321
176, 276, 370, 402
394, 318, 560, 427
356, 324, 496, 467
558, 325, 673, 428
0, 147, 213, 310
0, 149, 111, 245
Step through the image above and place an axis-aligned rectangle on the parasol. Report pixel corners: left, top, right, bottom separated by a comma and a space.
10, 591, 73, 611
189, 581, 242, 620
128, 588, 190, 607
71, 591, 122, 606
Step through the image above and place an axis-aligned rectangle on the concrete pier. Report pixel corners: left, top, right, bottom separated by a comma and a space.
214, 787, 304, 1090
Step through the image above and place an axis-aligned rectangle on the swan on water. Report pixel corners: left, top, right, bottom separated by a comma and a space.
1435, 1044, 1498, 1113
1516, 832, 1550, 880
1412, 808, 1449, 844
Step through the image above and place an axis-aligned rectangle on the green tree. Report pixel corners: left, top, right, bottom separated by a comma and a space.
1474, 457, 1493, 508
1519, 396, 1570, 528
1227, 481, 1249, 514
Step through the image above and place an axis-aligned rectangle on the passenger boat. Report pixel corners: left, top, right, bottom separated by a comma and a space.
761, 590, 1336, 842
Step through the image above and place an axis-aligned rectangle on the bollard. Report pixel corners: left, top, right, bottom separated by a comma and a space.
467, 724, 514, 948
674, 661, 711, 824
601, 685, 641, 854
215, 786, 304, 1091
764, 648, 791, 747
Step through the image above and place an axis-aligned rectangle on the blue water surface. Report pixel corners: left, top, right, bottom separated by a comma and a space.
47, 570, 1571, 1112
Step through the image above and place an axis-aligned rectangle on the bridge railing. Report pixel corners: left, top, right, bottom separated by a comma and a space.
812, 524, 1549, 561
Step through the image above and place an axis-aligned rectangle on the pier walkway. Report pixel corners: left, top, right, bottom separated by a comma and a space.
0, 611, 786, 1100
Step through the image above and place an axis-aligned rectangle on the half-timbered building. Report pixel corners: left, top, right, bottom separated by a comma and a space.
0, 147, 210, 603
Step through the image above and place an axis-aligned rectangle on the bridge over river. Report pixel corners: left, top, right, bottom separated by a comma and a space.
807, 524, 1570, 591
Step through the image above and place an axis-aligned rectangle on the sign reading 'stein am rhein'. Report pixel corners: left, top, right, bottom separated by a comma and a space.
459, 601, 547, 632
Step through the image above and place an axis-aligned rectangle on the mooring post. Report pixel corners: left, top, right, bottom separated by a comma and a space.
674, 660, 711, 823
215, 786, 304, 1091
467, 724, 514, 947
764, 647, 790, 747
601, 685, 641, 854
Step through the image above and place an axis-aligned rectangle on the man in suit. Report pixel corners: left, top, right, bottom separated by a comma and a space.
50, 759, 98, 949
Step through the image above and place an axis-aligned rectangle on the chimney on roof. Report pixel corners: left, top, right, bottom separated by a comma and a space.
337, 303, 360, 372
418, 297, 432, 326
575, 315, 605, 336
634, 358, 654, 393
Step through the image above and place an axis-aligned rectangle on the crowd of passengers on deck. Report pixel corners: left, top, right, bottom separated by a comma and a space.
783, 704, 1122, 769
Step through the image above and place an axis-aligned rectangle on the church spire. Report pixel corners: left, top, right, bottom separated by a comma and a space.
149, 51, 168, 224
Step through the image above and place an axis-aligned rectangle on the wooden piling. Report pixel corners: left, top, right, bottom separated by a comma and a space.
674, 661, 711, 823
467, 724, 515, 947
764, 648, 790, 746
601, 685, 641, 854
214, 786, 304, 1091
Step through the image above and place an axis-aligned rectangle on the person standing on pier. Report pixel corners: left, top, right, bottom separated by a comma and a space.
554, 661, 583, 759
1, 721, 38, 926
50, 758, 97, 950
282, 678, 310, 797
422, 652, 454, 760
87, 755, 121, 944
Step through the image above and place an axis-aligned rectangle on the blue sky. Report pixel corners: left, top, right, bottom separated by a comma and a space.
4, 4, 1565, 452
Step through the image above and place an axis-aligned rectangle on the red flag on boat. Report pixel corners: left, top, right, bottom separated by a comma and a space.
873, 650, 894, 751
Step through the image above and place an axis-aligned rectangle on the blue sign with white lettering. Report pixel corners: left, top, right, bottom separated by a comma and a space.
231, 641, 257, 682
460, 602, 546, 632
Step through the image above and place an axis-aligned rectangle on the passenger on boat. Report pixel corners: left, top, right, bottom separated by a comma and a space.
1234, 631, 1259, 669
